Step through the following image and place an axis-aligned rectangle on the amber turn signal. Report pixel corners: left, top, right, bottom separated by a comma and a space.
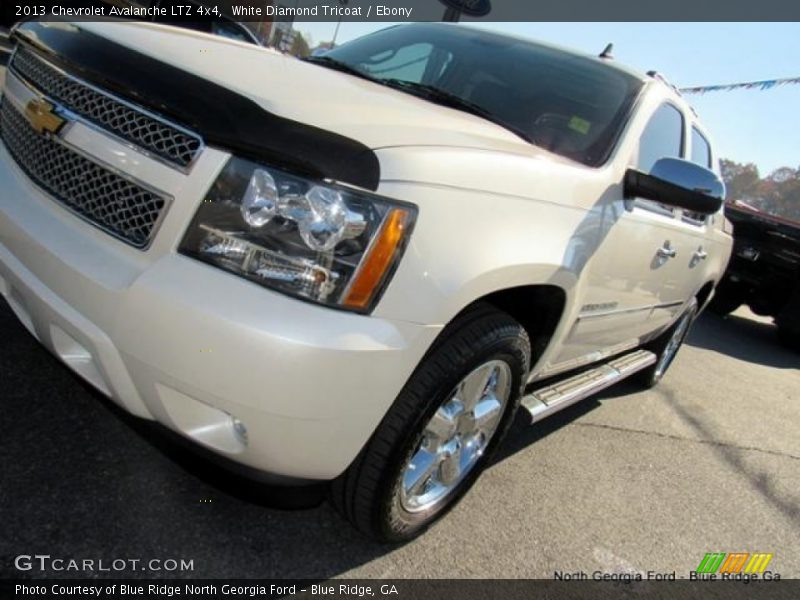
343, 208, 412, 309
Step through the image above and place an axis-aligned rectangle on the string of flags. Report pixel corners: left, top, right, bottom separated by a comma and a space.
679, 76, 800, 95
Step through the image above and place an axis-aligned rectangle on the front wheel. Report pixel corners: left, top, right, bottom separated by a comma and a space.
330, 305, 530, 542
637, 299, 698, 389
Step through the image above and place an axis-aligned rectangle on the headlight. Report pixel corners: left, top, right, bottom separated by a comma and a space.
179, 157, 417, 313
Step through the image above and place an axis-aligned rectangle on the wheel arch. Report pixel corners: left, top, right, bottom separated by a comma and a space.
447, 284, 568, 365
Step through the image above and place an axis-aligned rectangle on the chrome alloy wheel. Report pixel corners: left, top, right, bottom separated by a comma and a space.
398, 360, 512, 513
654, 309, 693, 379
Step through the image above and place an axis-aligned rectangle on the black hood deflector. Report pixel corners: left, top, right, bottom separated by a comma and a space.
14, 21, 380, 190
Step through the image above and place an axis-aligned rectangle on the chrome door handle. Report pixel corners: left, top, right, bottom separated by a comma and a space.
693, 248, 708, 261
656, 243, 677, 259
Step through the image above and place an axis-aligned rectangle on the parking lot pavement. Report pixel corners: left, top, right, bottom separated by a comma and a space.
0, 297, 798, 579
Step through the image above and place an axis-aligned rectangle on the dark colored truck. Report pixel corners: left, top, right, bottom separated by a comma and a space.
709, 202, 800, 350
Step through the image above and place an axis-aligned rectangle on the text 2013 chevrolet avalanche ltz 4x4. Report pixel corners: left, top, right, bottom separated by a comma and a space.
0, 21, 731, 541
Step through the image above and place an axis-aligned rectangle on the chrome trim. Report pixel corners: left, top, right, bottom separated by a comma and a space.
522, 349, 657, 423
656, 241, 677, 259
680, 212, 708, 227
4, 69, 38, 103
1, 128, 173, 252
396, 360, 512, 513
653, 310, 692, 380
1, 43, 18, 83
57, 103, 198, 176
534, 299, 686, 382
0, 94, 173, 251
55, 129, 174, 231
580, 301, 619, 313
576, 300, 685, 321
533, 337, 640, 381
650, 300, 686, 313
10, 45, 205, 173
692, 248, 709, 262
634, 198, 677, 219
3, 71, 171, 200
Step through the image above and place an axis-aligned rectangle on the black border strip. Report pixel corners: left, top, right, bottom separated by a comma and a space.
4, 0, 800, 22
1, 579, 798, 599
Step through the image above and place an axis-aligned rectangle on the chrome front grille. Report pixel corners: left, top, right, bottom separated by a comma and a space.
11, 47, 202, 168
0, 100, 167, 248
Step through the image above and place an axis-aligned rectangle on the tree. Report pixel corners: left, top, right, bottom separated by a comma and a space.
721, 159, 800, 221
720, 159, 760, 203
767, 167, 797, 184
290, 31, 311, 58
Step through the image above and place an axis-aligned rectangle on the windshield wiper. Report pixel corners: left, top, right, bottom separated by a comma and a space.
381, 79, 489, 116
379, 79, 532, 143
302, 56, 376, 83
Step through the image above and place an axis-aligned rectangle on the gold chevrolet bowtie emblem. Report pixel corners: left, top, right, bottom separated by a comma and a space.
24, 98, 65, 136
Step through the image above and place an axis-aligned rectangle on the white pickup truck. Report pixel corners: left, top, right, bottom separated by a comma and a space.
0, 21, 731, 541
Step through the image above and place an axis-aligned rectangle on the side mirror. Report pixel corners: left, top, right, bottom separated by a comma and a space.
624, 157, 725, 215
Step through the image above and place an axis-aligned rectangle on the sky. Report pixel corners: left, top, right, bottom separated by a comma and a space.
299, 22, 800, 176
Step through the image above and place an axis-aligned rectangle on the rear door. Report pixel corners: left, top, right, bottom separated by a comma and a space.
665, 125, 720, 303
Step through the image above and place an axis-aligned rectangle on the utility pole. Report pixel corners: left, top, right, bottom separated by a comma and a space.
332, 18, 342, 46
332, 0, 348, 46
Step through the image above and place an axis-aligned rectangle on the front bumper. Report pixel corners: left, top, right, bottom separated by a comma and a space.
0, 138, 441, 481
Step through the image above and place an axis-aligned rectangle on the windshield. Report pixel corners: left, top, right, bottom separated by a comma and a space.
325, 23, 643, 167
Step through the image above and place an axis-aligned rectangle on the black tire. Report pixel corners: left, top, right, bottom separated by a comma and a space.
776, 295, 800, 352
636, 299, 698, 389
330, 304, 530, 542
707, 281, 743, 316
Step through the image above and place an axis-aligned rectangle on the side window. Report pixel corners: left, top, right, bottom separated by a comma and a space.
636, 103, 685, 215
684, 127, 714, 224
690, 127, 712, 168
637, 103, 684, 173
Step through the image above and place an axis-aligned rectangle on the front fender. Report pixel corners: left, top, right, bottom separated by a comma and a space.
371, 179, 587, 327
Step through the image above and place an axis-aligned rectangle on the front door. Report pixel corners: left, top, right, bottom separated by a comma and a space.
547, 102, 691, 374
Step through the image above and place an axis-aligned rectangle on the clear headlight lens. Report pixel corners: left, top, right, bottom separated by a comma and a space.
240, 168, 279, 227
179, 157, 417, 313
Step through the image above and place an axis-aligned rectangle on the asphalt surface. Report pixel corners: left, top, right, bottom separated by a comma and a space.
1, 296, 798, 579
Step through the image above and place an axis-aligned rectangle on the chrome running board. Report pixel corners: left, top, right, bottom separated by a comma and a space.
521, 349, 656, 423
